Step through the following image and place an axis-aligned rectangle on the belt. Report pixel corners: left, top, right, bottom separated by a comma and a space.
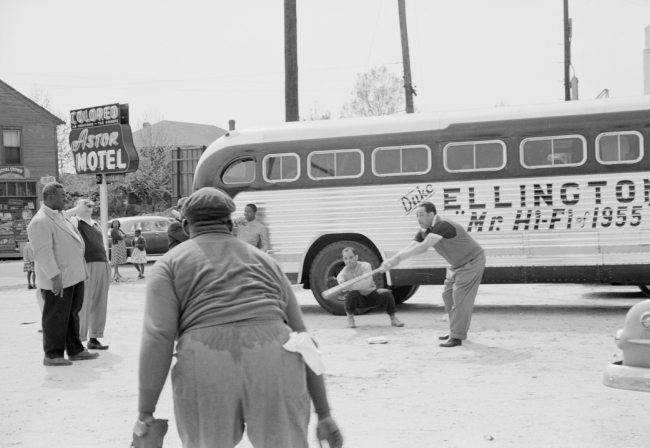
451, 252, 485, 271
451, 258, 474, 271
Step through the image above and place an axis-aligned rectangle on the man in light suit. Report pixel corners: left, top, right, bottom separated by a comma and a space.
27, 183, 100, 366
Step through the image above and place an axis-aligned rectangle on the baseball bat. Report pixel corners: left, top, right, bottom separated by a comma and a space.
321, 267, 385, 300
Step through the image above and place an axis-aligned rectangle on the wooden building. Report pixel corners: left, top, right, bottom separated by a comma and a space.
0, 79, 64, 258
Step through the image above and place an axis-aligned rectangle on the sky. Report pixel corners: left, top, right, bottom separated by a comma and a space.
1, 0, 649, 132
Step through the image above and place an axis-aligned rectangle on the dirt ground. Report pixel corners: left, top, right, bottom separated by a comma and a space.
1, 259, 649, 448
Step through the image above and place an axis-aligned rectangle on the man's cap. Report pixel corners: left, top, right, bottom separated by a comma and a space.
182, 187, 236, 223
174, 197, 189, 220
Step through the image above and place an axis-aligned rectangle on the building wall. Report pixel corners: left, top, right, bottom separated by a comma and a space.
0, 86, 60, 257
0, 88, 59, 185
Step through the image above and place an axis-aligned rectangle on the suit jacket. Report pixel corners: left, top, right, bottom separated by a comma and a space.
27, 206, 87, 290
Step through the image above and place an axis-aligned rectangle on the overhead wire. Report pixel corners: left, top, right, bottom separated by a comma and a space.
365, 0, 384, 71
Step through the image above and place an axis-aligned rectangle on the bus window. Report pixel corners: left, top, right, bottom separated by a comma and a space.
263, 153, 300, 182
444, 140, 506, 172
373, 145, 431, 176
308, 149, 363, 180
520, 135, 586, 168
596, 131, 643, 164
222, 157, 256, 184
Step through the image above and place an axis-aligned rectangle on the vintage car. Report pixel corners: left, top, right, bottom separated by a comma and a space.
108, 216, 175, 257
602, 299, 650, 392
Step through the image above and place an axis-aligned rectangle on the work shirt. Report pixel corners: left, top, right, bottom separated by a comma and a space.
337, 261, 376, 296
236, 219, 269, 252
139, 225, 293, 412
414, 217, 484, 270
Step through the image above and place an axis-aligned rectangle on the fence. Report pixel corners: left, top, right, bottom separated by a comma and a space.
171, 146, 206, 206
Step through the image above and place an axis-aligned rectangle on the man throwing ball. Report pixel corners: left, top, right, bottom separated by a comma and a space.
381, 202, 485, 347
337, 247, 404, 329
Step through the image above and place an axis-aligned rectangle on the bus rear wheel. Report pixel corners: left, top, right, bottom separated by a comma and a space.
309, 240, 385, 315
390, 285, 420, 304
640, 286, 650, 298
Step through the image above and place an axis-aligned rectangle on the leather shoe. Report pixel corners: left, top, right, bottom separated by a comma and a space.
43, 356, 72, 366
87, 341, 109, 350
68, 349, 100, 361
439, 338, 462, 347
438, 334, 449, 340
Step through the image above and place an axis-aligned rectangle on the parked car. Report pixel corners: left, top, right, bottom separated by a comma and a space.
108, 216, 175, 257
602, 299, 650, 393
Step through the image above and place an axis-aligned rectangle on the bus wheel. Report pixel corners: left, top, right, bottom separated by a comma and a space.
309, 241, 385, 315
390, 285, 420, 304
640, 286, 650, 298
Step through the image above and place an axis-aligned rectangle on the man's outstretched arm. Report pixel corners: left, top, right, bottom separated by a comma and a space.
382, 234, 441, 269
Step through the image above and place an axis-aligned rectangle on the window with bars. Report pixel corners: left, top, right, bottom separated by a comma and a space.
263, 153, 300, 182
444, 140, 506, 172
308, 149, 363, 180
596, 131, 643, 164
372, 145, 431, 176
0, 182, 37, 196
520, 135, 586, 168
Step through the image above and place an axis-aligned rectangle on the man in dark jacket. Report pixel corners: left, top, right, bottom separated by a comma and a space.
167, 197, 189, 250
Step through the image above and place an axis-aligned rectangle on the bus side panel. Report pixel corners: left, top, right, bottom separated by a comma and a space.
228, 170, 649, 286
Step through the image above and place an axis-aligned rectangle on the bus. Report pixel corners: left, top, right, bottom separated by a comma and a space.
193, 96, 650, 315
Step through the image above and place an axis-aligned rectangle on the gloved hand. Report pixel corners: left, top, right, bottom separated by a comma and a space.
131, 414, 168, 448
316, 416, 343, 448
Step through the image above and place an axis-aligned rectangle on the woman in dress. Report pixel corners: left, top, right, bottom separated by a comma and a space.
110, 220, 127, 282
131, 228, 147, 279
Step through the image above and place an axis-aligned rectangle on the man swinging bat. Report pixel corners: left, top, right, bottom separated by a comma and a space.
381, 202, 485, 348
336, 247, 405, 329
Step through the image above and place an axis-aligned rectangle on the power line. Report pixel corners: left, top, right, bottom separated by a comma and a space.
365, 0, 384, 70
5, 82, 354, 93
1, 63, 404, 84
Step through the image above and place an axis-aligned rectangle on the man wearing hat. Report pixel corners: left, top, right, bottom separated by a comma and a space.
167, 197, 189, 250
135, 187, 343, 448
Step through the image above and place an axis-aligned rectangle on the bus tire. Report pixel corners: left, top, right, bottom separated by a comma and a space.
390, 285, 420, 304
309, 240, 385, 315
640, 286, 650, 298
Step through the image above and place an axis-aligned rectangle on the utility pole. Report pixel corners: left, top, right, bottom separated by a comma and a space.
284, 0, 299, 122
563, 0, 571, 101
398, 0, 415, 113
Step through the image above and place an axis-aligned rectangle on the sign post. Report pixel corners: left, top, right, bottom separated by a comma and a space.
69, 103, 139, 252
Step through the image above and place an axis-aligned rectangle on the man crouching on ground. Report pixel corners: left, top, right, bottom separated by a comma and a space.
337, 247, 404, 329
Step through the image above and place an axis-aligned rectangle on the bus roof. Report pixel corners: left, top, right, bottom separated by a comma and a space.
198, 95, 650, 170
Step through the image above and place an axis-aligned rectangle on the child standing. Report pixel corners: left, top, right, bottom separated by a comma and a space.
23, 241, 35, 289
131, 228, 147, 279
